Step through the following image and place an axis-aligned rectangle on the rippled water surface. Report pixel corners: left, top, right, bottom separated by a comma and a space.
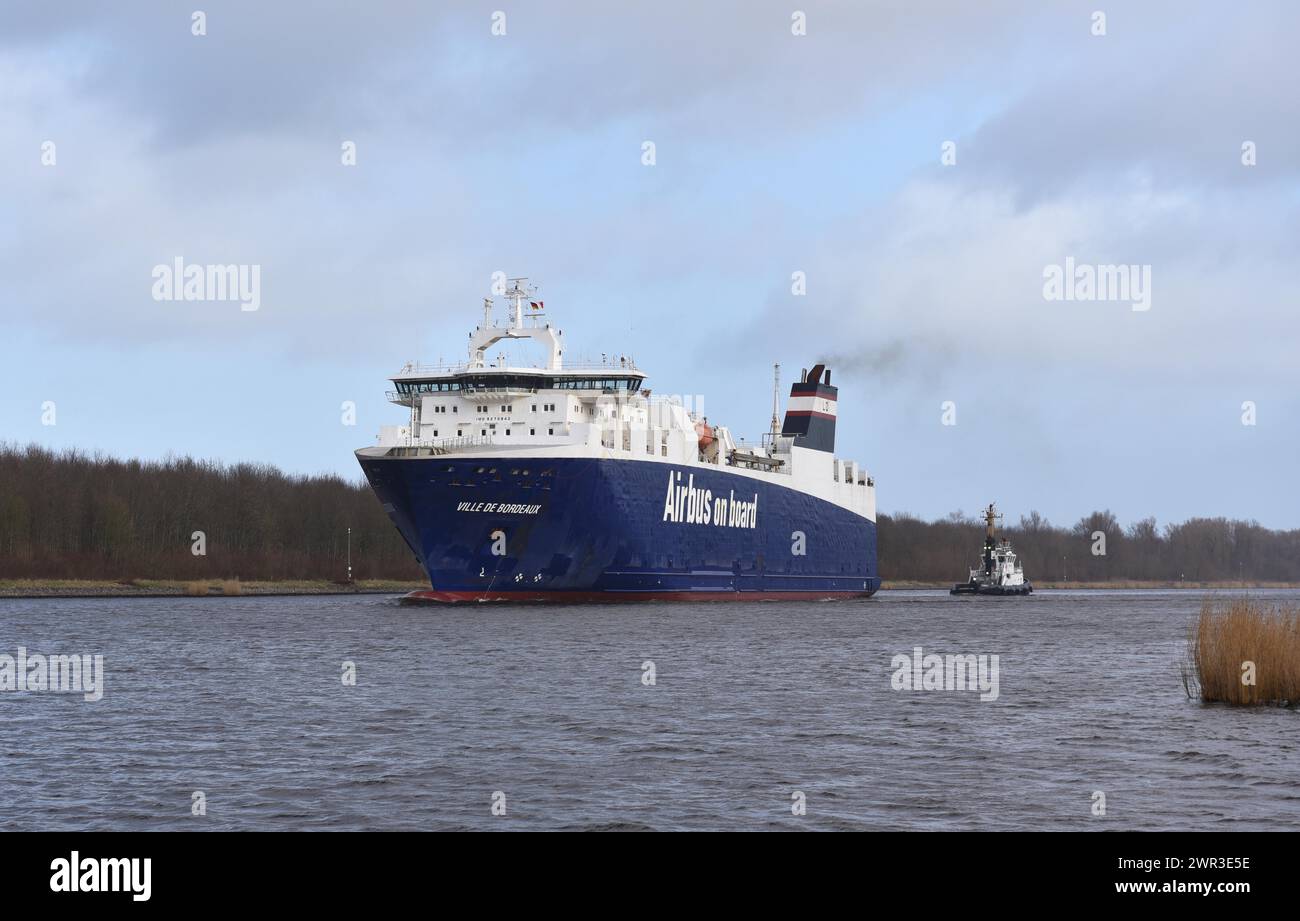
2, 590, 1297, 830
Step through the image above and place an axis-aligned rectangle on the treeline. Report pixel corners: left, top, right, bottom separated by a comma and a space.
2, 444, 1297, 584
879, 509, 1300, 584
0, 444, 424, 582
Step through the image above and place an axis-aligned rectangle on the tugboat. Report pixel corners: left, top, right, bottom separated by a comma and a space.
950, 503, 1032, 596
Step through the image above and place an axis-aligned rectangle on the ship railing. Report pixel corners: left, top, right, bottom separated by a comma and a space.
727, 448, 788, 473
387, 387, 541, 403
396, 356, 640, 377
461, 386, 540, 397
386, 435, 497, 457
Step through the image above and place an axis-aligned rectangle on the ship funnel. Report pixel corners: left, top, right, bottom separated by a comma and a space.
781, 361, 837, 452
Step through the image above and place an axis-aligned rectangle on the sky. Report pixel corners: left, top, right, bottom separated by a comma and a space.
2, 1, 1298, 528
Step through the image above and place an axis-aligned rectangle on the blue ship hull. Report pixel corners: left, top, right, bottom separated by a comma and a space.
357, 454, 879, 603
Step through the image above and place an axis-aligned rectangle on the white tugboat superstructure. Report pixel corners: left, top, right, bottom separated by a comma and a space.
951, 503, 1033, 596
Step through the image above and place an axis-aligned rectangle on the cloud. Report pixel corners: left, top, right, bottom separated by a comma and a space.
14, 0, 1292, 364
971, 4, 1300, 195
750, 178, 1298, 382
4, 1, 1298, 524
1, 2, 1040, 146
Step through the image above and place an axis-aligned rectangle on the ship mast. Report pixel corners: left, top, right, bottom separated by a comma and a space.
985, 502, 999, 540
981, 502, 1001, 575
507, 277, 533, 327
769, 363, 781, 441
467, 275, 563, 371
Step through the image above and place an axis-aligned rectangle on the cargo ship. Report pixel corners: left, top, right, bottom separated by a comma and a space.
356, 278, 879, 602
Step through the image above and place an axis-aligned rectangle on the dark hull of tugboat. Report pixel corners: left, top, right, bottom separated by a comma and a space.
950, 582, 1033, 596
357, 453, 879, 603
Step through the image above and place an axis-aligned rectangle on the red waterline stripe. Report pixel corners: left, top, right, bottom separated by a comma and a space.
402, 589, 875, 604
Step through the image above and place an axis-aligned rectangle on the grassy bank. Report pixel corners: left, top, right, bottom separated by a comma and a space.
0, 578, 428, 598
1182, 598, 1300, 706
882, 580, 1300, 590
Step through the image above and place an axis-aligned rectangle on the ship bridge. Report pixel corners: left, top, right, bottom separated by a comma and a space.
387, 277, 644, 406
388, 367, 646, 406
372, 279, 658, 451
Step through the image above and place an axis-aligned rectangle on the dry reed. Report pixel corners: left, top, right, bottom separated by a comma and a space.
1182, 598, 1300, 706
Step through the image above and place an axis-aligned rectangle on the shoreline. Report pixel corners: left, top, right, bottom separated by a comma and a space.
2, 578, 1299, 598
0, 579, 428, 599
883, 580, 1300, 591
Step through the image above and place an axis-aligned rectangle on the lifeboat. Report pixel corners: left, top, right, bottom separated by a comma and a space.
695, 420, 716, 450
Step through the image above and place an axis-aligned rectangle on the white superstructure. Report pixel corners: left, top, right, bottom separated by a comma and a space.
362, 277, 876, 520
972, 541, 1026, 588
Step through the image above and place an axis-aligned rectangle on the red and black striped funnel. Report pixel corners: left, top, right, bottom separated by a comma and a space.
781, 364, 837, 452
